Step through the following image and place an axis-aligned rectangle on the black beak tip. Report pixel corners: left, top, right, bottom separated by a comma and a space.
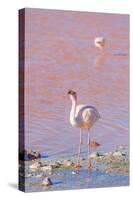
67, 90, 76, 95
67, 90, 71, 95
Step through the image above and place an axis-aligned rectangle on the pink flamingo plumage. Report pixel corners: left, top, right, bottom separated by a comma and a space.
68, 90, 100, 171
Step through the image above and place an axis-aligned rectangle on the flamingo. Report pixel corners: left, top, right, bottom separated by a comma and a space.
94, 37, 105, 49
67, 90, 100, 171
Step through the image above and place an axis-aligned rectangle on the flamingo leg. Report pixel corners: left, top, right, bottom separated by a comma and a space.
88, 128, 92, 172
76, 128, 82, 168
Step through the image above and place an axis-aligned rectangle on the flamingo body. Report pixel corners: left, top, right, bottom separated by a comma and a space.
70, 104, 100, 129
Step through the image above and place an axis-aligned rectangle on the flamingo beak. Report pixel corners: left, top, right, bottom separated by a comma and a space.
67, 90, 76, 95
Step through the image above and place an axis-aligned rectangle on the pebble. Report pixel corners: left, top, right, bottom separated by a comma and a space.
41, 165, 53, 172
63, 159, 70, 163
29, 162, 43, 170
42, 177, 52, 186
90, 141, 100, 147
90, 152, 100, 158
19, 149, 41, 161
113, 151, 122, 157
71, 171, 77, 175
122, 153, 126, 156
103, 152, 109, 156
51, 161, 62, 169
66, 161, 74, 166
29, 162, 53, 173
63, 160, 74, 166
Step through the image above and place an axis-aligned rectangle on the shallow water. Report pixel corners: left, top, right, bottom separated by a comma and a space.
22, 153, 129, 192
22, 9, 129, 158
25, 169, 129, 192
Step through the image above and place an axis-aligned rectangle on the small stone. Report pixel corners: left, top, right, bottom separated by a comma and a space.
28, 149, 41, 160
71, 171, 78, 175
113, 151, 122, 157
103, 152, 109, 156
66, 161, 73, 166
90, 152, 99, 158
98, 152, 104, 156
51, 161, 62, 169
41, 165, 53, 172
19, 149, 41, 161
42, 177, 52, 186
63, 159, 70, 163
90, 141, 100, 147
122, 153, 126, 156
63, 160, 74, 167
29, 161, 43, 170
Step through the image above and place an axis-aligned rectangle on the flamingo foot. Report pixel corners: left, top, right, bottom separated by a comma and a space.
75, 163, 80, 169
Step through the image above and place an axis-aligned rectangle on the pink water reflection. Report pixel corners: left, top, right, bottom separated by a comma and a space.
24, 9, 129, 157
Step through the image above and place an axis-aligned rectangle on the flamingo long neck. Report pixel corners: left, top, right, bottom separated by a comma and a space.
70, 98, 77, 122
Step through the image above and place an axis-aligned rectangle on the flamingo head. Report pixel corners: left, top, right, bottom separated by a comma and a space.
67, 90, 77, 101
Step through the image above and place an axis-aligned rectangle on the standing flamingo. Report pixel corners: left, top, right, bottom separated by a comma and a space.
94, 37, 105, 49
67, 90, 100, 171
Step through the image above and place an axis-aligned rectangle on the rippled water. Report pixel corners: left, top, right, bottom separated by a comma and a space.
23, 9, 129, 158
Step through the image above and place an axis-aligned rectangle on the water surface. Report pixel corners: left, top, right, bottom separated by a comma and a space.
23, 9, 129, 158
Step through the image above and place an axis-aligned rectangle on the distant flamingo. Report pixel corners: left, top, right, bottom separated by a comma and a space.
68, 90, 100, 171
94, 37, 105, 49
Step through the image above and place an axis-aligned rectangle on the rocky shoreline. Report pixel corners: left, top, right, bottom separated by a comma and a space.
19, 145, 129, 191
19, 149, 48, 161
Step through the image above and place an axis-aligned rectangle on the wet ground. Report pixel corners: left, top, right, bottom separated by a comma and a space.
19, 146, 129, 192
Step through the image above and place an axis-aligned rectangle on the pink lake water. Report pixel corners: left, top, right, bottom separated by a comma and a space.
23, 9, 129, 157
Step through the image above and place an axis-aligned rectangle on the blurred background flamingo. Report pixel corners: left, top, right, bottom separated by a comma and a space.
94, 37, 105, 49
